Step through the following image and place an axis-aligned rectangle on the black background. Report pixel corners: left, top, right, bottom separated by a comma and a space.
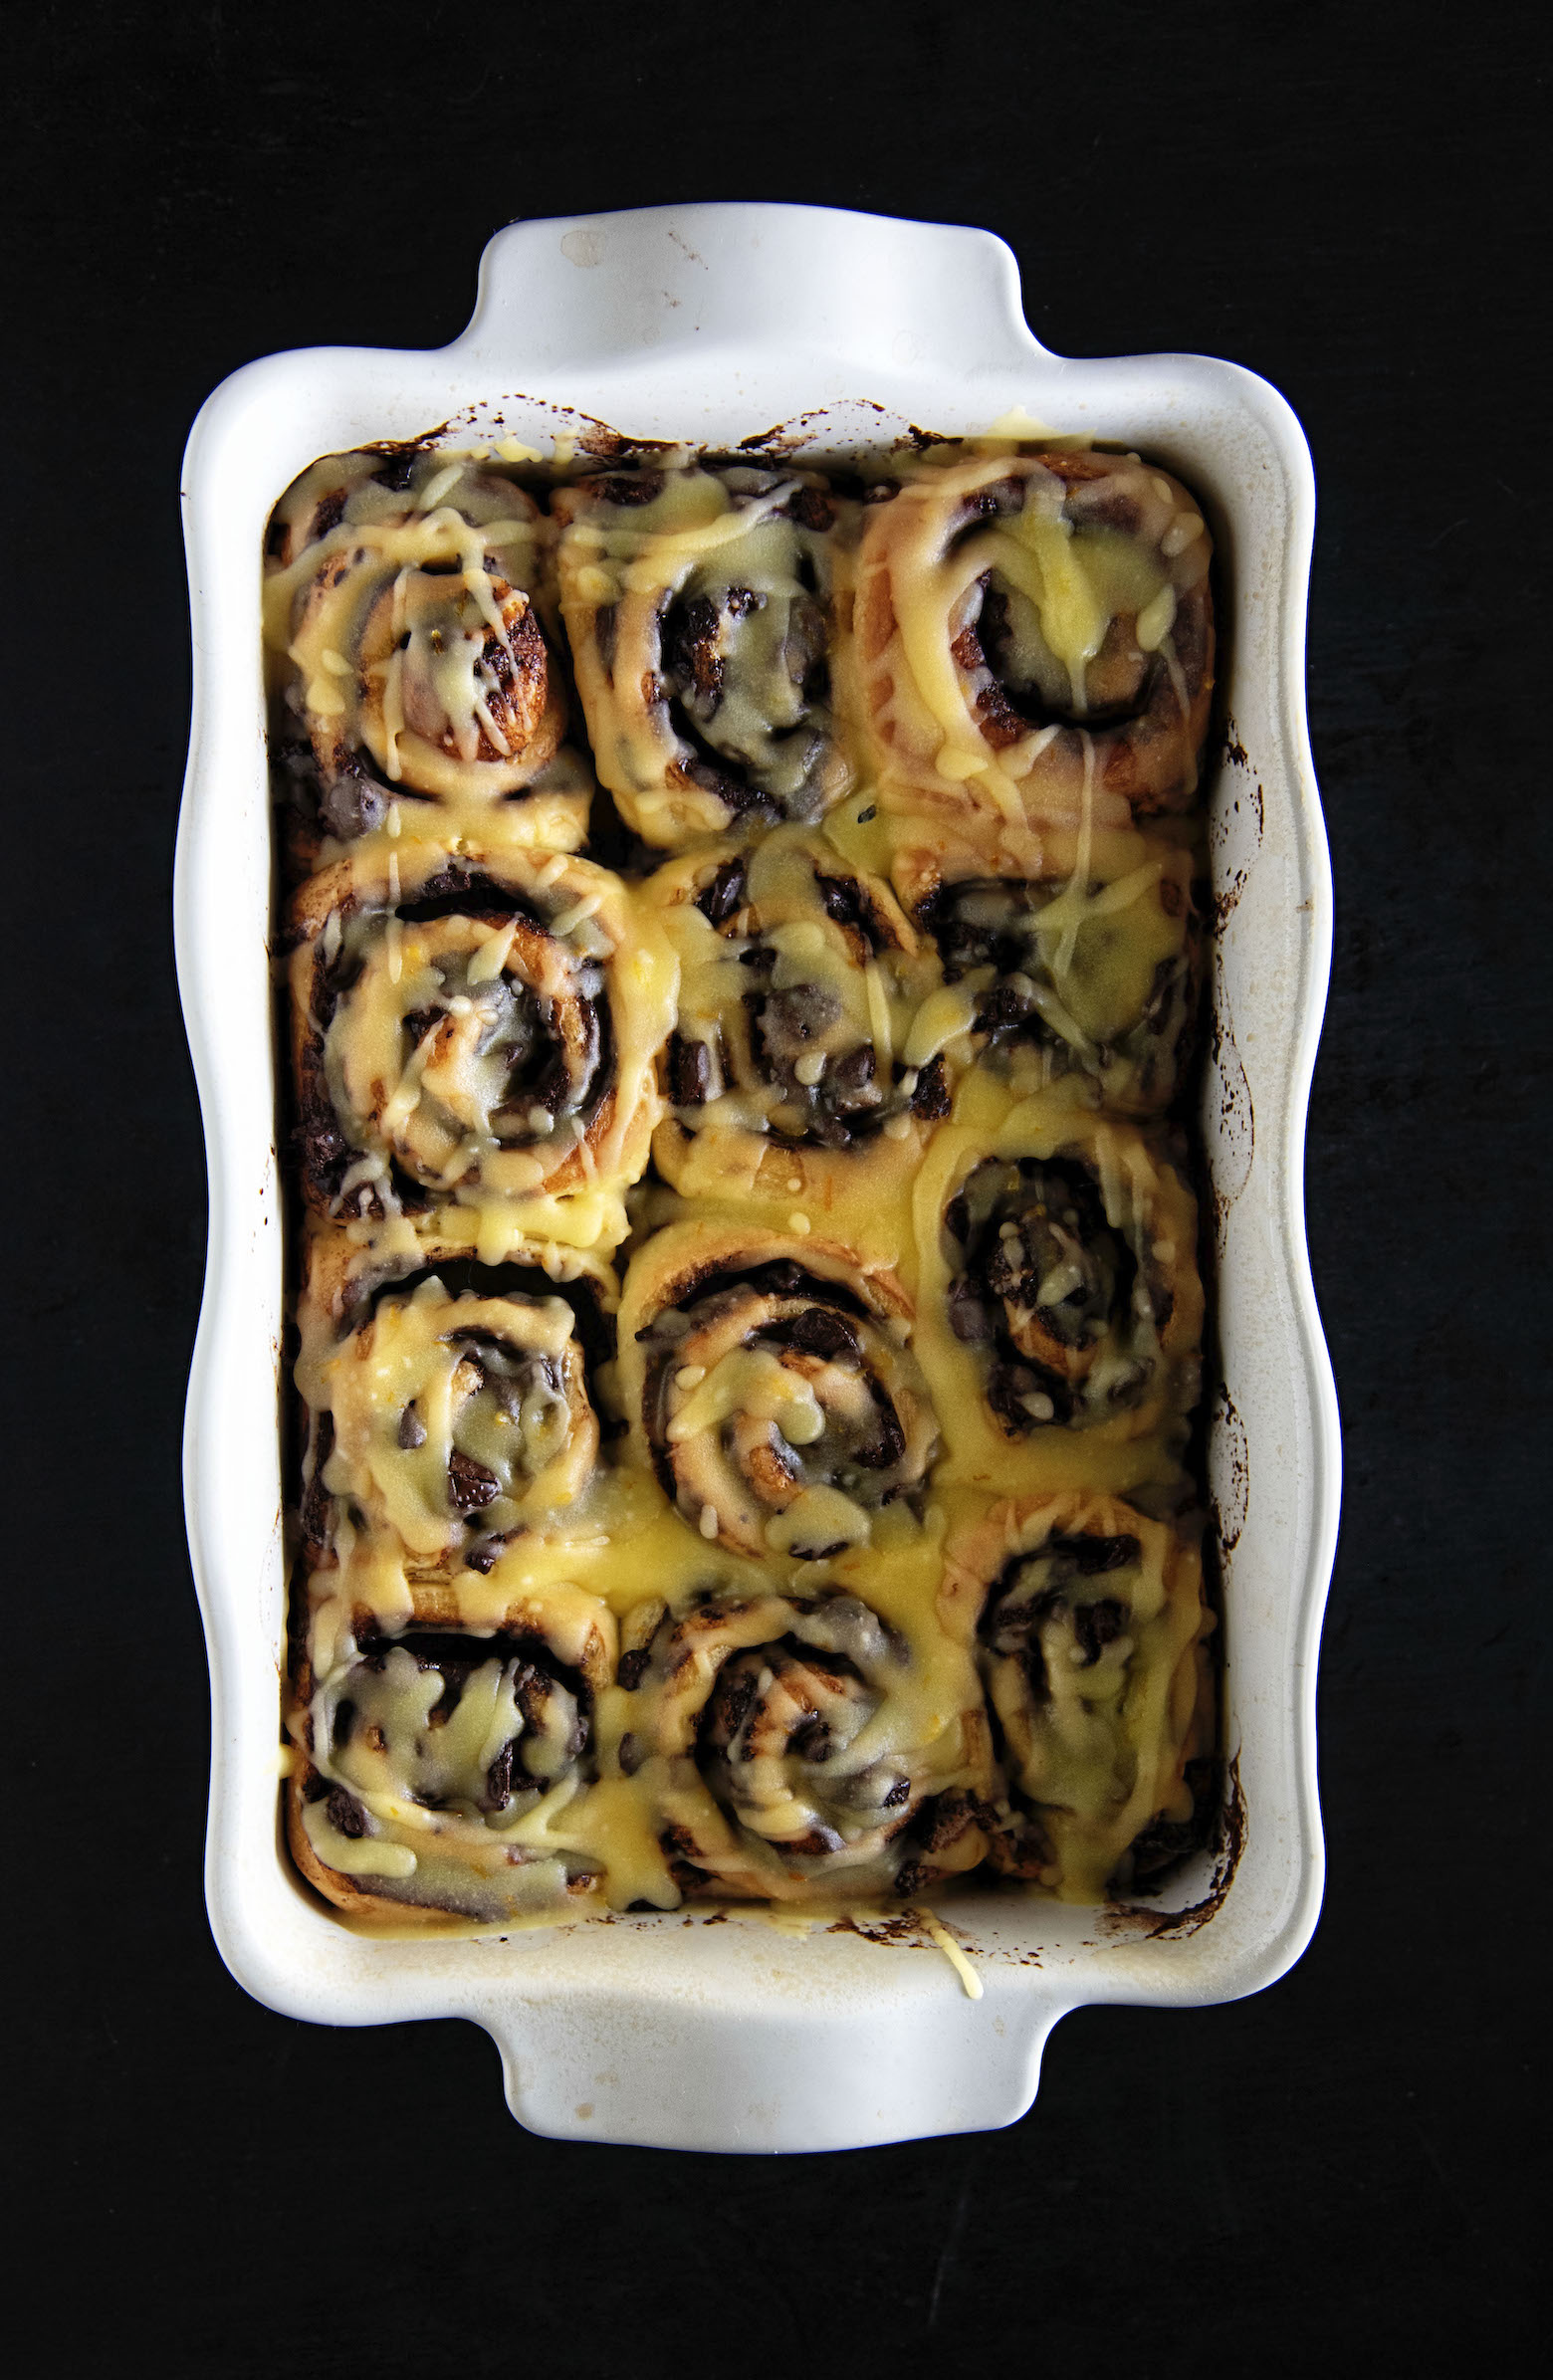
10, 2, 1546, 2370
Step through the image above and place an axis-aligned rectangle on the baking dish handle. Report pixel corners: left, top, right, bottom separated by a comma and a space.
459, 201, 1044, 381
478, 1977, 1069, 2154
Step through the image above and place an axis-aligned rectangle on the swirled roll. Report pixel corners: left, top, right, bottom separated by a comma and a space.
554, 463, 852, 848
891, 815, 1204, 1116
647, 825, 955, 1220
942, 1494, 1214, 1900
616, 1224, 939, 1562
294, 1224, 619, 1595
852, 448, 1214, 833
287, 1590, 616, 1923
287, 837, 677, 1248
602, 1587, 993, 1903
913, 1098, 1203, 1496
265, 446, 589, 864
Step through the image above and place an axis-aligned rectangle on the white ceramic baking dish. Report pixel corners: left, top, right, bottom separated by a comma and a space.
176, 201, 1339, 2153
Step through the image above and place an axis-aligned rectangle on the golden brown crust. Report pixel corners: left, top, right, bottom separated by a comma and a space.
851, 449, 1214, 834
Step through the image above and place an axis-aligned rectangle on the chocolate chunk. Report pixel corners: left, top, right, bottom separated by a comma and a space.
705, 1661, 760, 1753
667, 1031, 712, 1107
666, 593, 725, 708
986, 1360, 1060, 1435
312, 488, 347, 539
856, 1400, 906, 1470
910, 1055, 951, 1120
814, 872, 872, 935
784, 484, 836, 532
400, 1007, 441, 1051
397, 1405, 427, 1450
789, 1716, 832, 1764
371, 450, 420, 492
1072, 1598, 1129, 1665
696, 858, 747, 926
482, 1739, 516, 1813
915, 1790, 976, 1852
772, 1307, 860, 1362
445, 1437, 500, 1513
827, 1043, 875, 1096
325, 1787, 366, 1840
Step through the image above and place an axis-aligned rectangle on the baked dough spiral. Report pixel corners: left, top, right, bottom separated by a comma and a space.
853, 448, 1214, 833
942, 1494, 1214, 1900
617, 1224, 939, 1562
287, 837, 676, 1242
295, 1236, 617, 1585
608, 1588, 992, 1902
647, 824, 955, 1213
265, 446, 588, 862
288, 1588, 616, 1923
555, 463, 852, 848
913, 1106, 1202, 1496
891, 817, 1203, 1116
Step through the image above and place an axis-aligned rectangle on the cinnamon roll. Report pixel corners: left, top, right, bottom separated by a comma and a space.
891, 817, 1204, 1116
852, 448, 1214, 833
554, 463, 852, 848
616, 1224, 938, 1562
913, 1105, 1203, 1495
603, 1586, 992, 1903
647, 825, 954, 1219
265, 446, 588, 865
942, 1495, 1214, 1900
294, 1225, 619, 1596
286, 837, 677, 1248
287, 1589, 616, 1923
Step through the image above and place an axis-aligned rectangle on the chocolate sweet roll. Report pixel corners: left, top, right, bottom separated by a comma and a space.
287, 1590, 616, 1923
892, 818, 1204, 1116
942, 1495, 1214, 1900
554, 463, 853, 849
647, 825, 956, 1215
609, 1588, 992, 1903
616, 1224, 939, 1562
914, 1108, 1203, 1495
294, 1228, 619, 1592
286, 838, 677, 1243
264, 446, 588, 865
852, 448, 1214, 835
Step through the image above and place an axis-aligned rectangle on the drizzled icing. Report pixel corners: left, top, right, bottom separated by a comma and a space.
555, 464, 853, 847
617, 1222, 939, 1564
941, 1493, 1214, 1903
288, 834, 677, 1248
910, 1072, 1204, 1502
646, 824, 957, 1220
265, 447, 589, 864
850, 448, 1214, 833
272, 425, 1220, 1928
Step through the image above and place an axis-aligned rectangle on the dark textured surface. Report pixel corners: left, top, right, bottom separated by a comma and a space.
9, 1, 1545, 2367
